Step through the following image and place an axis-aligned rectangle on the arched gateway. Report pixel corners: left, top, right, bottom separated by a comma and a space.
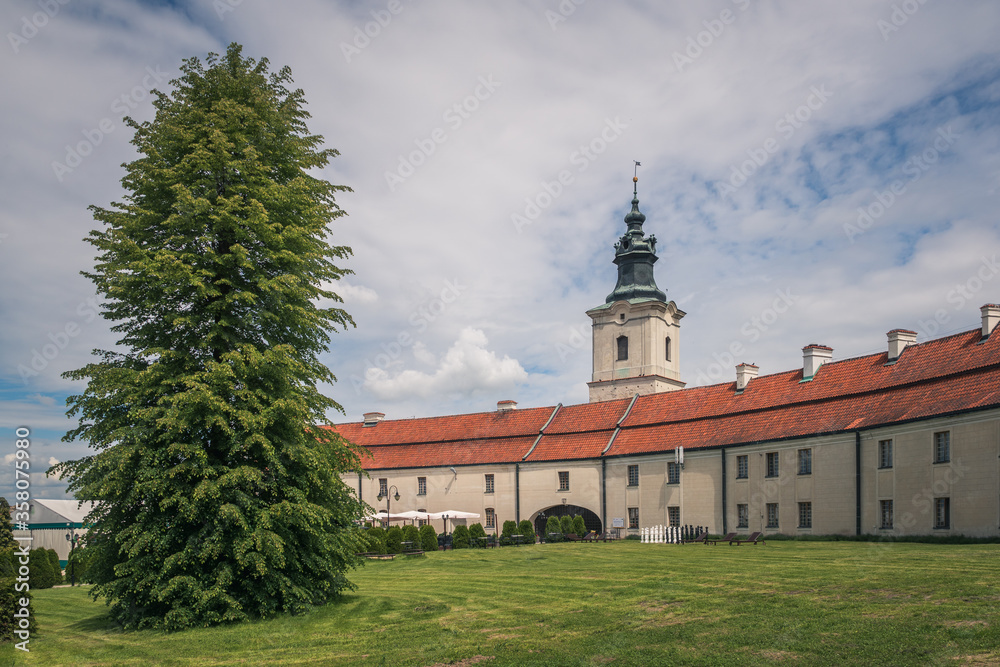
530, 505, 602, 537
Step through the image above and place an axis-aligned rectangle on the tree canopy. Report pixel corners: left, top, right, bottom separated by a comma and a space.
54, 43, 366, 631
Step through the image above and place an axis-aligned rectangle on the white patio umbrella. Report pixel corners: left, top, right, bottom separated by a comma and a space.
427, 510, 480, 534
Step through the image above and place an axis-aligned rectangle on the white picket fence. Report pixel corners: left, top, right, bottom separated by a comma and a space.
640, 525, 684, 544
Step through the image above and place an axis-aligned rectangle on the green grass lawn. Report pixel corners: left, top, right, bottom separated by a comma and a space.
2, 541, 999, 666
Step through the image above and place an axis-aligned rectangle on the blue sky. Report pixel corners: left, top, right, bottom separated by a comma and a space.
2, 0, 1000, 501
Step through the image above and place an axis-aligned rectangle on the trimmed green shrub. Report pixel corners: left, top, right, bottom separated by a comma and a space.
385, 526, 404, 554
46, 549, 61, 585
469, 523, 486, 546
364, 526, 387, 554
572, 515, 587, 536
560, 515, 574, 535
545, 515, 562, 542
500, 520, 517, 546
402, 524, 420, 547
625, 534, 641, 540
28, 549, 54, 589
419, 524, 438, 552
452, 524, 470, 549
0, 575, 36, 642
517, 519, 535, 544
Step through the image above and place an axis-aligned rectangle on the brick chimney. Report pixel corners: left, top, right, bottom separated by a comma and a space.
982, 304, 1000, 338
802, 344, 833, 380
362, 412, 385, 427
887, 329, 917, 362
497, 400, 518, 412
735, 363, 758, 391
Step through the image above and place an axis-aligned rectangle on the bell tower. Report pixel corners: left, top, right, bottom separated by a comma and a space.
587, 170, 685, 402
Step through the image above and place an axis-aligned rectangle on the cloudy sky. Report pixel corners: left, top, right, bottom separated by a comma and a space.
2, 0, 999, 501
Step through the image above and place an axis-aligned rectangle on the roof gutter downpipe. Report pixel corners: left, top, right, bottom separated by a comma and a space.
720, 448, 727, 536
515, 462, 520, 523
855, 431, 862, 536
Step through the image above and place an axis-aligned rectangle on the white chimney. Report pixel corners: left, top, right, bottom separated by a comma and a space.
982, 304, 1000, 338
362, 412, 385, 427
497, 400, 518, 412
887, 329, 917, 361
802, 344, 833, 380
735, 363, 759, 391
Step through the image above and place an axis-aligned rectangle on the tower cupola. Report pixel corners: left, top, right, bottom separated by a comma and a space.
606, 176, 667, 304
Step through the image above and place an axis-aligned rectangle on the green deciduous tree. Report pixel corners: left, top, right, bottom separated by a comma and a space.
53, 43, 366, 631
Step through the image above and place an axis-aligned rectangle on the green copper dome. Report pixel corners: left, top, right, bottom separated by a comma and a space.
605, 178, 666, 304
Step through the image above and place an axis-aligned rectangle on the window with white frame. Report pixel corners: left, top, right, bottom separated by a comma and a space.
766, 452, 779, 478
736, 455, 748, 479
417, 476, 427, 495
486, 508, 495, 529
668, 506, 680, 527
766, 503, 779, 528
627, 464, 639, 487
880, 500, 893, 529
934, 431, 950, 463
667, 462, 680, 484
485, 473, 495, 494
878, 439, 893, 469
934, 497, 950, 529
558, 471, 570, 491
628, 507, 639, 529
798, 502, 812, 528
737, 503, 749, 528
798, 449, 812, 475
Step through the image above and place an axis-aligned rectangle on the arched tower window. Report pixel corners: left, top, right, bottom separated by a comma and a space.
665, 336, 671, 362
617, 335, 628, 361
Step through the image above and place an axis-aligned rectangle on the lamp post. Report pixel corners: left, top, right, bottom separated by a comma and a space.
376, 485, 400, 528
64, 523, 80, 586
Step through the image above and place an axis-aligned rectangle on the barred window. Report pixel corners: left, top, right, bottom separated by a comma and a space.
766, 452, 779, 478
798, 502, 812, 528
485, 473, 495, 494
627, 464, 639, 487
934, 432, 950, 463
766, 503, 779, 528
934, 497, 950, 529
417, 477, 427, 496
798, 449, 812, 475
558, 471, 570, 491
736, 455, 748, 479
486, 508, 495, 529
628, 507, 639, 530
880, 500, 893, 529
878, 439, 893, 469
667, 462, 680, 485
668, 506, 680, 527
737, 504, 748, 529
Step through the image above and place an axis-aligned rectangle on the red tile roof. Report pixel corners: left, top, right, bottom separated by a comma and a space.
331, 328, 1000, 469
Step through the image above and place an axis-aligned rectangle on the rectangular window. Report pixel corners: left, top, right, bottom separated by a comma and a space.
378, 478, 387, 498
417, 477, 427, 496
934, 431, 950, 463
737, 503, 749, 528
766, 503, 779, 528
878, 439, 893, 469
798, 502, 812, 528
880, 500, 893, 529
627, 464, 639, 487
485, 473, 495, 494
667, 462, 680, 484
736, 454, 748, 479
417, 509, 427, 527
486, 508, 495, 529
798, 449, 812, 475
628, 507, 639, 529
665, 336, 671, 362
558, 471, 570, 491
934, 497, 950, 529
617, 336, 628, 361
766, 452, 779, 478
668, 506, 680, 527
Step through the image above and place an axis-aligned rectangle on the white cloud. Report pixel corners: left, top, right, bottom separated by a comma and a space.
335, 282, 379, 305
364, 327, 527, 400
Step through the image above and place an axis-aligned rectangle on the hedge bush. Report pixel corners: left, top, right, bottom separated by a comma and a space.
452, 524, 470, 549
469, 523, 486, 546
499, 520, 517, 546
364, 526, 387, 554
27, 549, 55, 590
385, 526, 404, 554
545, 516, 563, 542
0, 575, 36, 642
572, 515, 587, 536
559, 515, 574, 535
46, 549, 61, 585
402, 524, 420, 547
517, 519, 535, 544
419, 524, 439, 551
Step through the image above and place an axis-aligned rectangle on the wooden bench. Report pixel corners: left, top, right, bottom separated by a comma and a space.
403, 550, 425, 557
705, 533, 736, 545
356, 552, 396, 560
